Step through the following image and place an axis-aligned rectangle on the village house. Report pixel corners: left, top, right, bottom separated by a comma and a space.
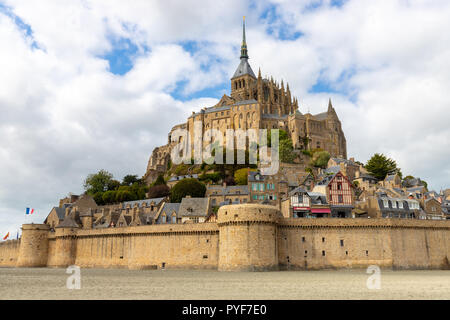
205, 184, 249, 207
281, 187, 330, 218
356, 191, 423, 219
312, 171, 355, 218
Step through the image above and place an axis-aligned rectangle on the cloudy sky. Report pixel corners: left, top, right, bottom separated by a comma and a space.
1, 0, 449, 237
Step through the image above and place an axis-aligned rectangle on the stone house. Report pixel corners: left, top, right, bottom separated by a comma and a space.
356, 192, 422, 219
205, 184, 249, 207
178, 197, 211, 223
421, 198, 445, 220
248, 171, 289, 209
155, 203, 181, 224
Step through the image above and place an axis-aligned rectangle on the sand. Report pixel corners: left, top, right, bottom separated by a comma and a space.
0, 267, 449, 300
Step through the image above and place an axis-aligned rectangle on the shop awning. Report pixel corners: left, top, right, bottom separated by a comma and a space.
311, 208, 331, 214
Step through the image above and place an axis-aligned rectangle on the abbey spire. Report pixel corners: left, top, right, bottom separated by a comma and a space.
231, 17, 256, 80
240, 16, 249, 59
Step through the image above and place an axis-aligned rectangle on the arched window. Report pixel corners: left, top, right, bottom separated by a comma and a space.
242, 79, 245, 87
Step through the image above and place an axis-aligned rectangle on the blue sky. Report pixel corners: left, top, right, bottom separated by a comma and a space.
0, 0, 450, 237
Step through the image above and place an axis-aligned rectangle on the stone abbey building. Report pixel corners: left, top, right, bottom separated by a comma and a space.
144, 19, 347, 184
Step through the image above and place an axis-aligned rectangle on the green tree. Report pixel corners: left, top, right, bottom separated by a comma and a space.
170, 178, 206, 203
310, 151, 331, 168
84, 170, 114, 195
115, 190, 135, 202
107, 179, 121, 191
102, 190, 117, 204
279, 139, 296, 163
93, 192, 105, 206
234, 168, 250, 185
122, 174, 140, 186
365, 153, 401, 181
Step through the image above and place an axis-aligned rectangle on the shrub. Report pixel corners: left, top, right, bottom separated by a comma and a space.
170, 178, 206, 203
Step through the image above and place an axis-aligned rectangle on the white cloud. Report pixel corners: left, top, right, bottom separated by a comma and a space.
0, 0, 449, 237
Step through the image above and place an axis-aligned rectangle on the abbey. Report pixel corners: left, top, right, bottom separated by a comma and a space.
144, 19, 347, 185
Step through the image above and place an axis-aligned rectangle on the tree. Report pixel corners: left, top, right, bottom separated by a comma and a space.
365, 153, 401, 181
279, 139, 296, 163
310, 151, 331, 168
122, 174, 140, 186
93, 192, 105, 206
170, 178, 206, 203
102, 190, 117, 204
234, 168, 250, 185
84, 170, 114, 195
115, 190, 135, 202
147, 184, 170, 199
107, 179, 121, 191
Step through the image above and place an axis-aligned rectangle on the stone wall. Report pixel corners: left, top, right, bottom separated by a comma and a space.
1, 205, 449, 271
0, 239, 20, 267
278, 218, 450, 270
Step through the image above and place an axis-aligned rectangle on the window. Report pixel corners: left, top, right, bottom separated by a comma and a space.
340, 240, 344, 247
322, 251, 326, 256
399, 201, 404, 209
322, 237, 325, 243
172, 215, 176, 223
338, 195, 343, 203
383, 200, 388, 208
252, 184, 258, 191
162, 215, 166, 223
392, 201, 397, 209
337, 183, 342, 190
302, 237, 305, 242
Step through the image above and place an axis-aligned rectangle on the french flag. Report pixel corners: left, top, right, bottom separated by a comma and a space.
26, 208, 34, 215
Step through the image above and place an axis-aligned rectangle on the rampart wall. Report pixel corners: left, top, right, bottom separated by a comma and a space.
1, 205, 449, 271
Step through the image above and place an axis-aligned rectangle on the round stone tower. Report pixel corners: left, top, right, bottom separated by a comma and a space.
217, 204, 282, 271
49, 223, 79, 268
16, 223, 50, 267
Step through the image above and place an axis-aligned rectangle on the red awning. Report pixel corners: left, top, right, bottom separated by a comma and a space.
311, 208, 331, 214
293, 207, 309, 211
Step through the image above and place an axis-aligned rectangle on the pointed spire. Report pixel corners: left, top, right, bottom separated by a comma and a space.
328, 98, 333, 112
258, 67, 262, 79
240, 16, 249, 59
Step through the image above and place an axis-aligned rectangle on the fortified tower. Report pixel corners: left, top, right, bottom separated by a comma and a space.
217, 204, 282, 271
16, 223, 50, 267
48, 217, 79, 267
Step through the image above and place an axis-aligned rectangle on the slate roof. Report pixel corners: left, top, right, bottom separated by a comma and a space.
307, 192, 328, 205
56, 215, 79, 228
179, 198, 209, 217
312, 112, 328, 121
207, 185, 249, 196
231, 58, 256, 79
248, 171, 266, 182
160, 203, 181, 214
122, 197, 165, 209
288, 187, 308, 196
330, 158, 357, 166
